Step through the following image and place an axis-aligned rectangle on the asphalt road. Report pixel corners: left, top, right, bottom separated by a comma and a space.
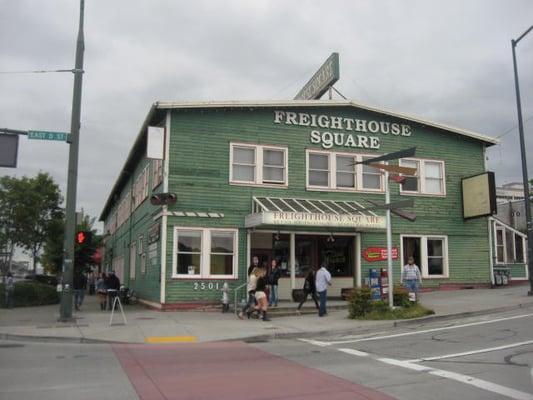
2, 309, 533, 400
256, 309, 533, 400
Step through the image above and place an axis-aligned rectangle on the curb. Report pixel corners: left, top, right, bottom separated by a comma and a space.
233, 301, 533, 344
2, 301, 533, 346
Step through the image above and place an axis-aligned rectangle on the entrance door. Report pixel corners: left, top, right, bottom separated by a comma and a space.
402, 237, 421, 267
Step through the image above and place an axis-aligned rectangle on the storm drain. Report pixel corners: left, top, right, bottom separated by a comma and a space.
0, 344, 25, 348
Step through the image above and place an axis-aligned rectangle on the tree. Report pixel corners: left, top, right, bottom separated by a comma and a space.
42, 213, 102, 275
0, 176, 28, 276
0, 173, 63, 274
18, 173, 63, 272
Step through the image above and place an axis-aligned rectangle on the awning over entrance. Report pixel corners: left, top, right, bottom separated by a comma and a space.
245, 196, 386, 230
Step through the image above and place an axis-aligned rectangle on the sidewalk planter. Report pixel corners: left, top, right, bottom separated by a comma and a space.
99, 101, 501, 309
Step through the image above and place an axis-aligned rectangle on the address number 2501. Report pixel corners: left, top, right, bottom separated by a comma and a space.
193, 282, 220, 290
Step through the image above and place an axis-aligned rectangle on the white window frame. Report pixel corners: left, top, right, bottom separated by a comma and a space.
306, 149, 384, 193
494, 222, 527, 265
152, 159, 163, 189
399, 158, 446, 196
172, 227, 238, 279
400, 234, 449, 279
129, 241, 136, 280
229, 143, 288, 187
138, 235, 144, 255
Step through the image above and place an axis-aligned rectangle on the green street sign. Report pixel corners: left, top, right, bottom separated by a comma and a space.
28, 130, 70, 142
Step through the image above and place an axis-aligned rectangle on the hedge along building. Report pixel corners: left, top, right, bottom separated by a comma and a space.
99, 100, 502, 309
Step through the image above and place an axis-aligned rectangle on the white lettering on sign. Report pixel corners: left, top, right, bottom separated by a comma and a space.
273, 111, 412, 150
193, 282, 220, 291
253, 211, 386, 229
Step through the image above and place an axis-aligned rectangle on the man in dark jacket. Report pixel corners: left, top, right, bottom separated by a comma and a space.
72, 272, 87, 311
105, 271, 121, 310
268, 259, 281, 307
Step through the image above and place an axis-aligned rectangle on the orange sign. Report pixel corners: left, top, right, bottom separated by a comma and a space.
363, 247, 399, 262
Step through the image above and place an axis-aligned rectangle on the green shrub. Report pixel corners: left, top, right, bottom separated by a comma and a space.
0, 282, 59, 307
393, 287, 411, 308
348, 286, 373, 318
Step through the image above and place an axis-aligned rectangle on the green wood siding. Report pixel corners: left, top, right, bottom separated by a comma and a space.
104, 105, 493, 304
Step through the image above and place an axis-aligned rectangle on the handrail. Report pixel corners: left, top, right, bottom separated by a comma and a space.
233, 282, 247, 315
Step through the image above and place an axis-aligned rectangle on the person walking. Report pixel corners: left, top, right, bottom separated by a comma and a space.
297, 268, 319, 312
88, 272, 96, 295
401, 256, 422, 301
268, 259, 281, 307
238, 266, 258, 319
254, 268, 271, 321
5, 272, 14, 309
96, 272, 107, 311
73, 271, 87, 311
105, 271, 121, 310
315, 261, 331, 317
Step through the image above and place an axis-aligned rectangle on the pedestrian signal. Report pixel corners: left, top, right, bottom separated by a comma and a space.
76, 231, 92, 245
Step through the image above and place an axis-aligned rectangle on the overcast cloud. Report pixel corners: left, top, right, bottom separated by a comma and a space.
1, 0, 533, 233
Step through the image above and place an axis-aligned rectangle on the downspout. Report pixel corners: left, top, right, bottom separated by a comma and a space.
160, 110, 171, 305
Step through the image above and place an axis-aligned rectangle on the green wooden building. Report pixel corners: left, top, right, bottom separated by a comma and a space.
99, 100, 526, 310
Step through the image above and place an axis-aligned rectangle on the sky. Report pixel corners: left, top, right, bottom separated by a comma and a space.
1, 0, 533, 238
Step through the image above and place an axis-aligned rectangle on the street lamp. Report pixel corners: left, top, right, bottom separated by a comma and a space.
511, 25, 533, 295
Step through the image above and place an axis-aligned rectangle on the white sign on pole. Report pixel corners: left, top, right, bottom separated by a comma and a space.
147, 126, 164, 159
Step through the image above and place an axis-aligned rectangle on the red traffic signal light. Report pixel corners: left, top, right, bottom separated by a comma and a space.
76, 231, 92, 245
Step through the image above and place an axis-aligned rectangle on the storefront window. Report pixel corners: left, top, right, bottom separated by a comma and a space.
210, 231, 234, 275
402, 235, 448, 278
173, 228, 237, 278
177, 230, 202, 275
427, 239, 444, 275
496, 229, 504, 263
515, 234, 524, 263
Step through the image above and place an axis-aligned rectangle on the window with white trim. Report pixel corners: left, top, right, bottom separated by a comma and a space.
400, 158, 446, 196
402, 235, 448, 278
495, 224, 527, 264
152, 159, 163, 189
129, 241, 136, 280
173, 228, 237, 278
230, 143, 287, 185
133, 164, 150, 209
307, 150, 384, 192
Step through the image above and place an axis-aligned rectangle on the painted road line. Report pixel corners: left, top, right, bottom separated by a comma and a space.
408, 339, 533, 363
298, 338, 332, 347
338, 348, 369, 357
335, 346, 533, 400
145, 336, 197, 344
428, 369, 533, 400
301, 313, 533, 346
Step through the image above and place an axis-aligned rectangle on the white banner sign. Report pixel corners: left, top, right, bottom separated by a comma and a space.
245, 211, 386, 229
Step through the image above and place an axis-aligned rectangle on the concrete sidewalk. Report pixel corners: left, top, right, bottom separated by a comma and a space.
1, 284, 532, 344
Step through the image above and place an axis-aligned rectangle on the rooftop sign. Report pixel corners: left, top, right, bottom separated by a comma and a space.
294, 53, 340, 100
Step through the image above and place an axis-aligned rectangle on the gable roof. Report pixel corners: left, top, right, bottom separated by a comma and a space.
99, 100, 498, 221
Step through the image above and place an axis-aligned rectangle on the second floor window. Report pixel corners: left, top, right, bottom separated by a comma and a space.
230, 143, 287, 186
307, 150, 384, 192
400, 159, 446, 196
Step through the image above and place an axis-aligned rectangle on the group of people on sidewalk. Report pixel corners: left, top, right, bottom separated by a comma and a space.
238, 257, 332, 321
72, 270, 121, 312
236, 255, 422, 321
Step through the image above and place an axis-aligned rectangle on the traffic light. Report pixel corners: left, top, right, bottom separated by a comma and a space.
150, 192, 177, 206
76, 231, 92, 245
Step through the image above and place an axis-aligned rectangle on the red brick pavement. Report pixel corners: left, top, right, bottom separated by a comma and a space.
113, 341, 396, 400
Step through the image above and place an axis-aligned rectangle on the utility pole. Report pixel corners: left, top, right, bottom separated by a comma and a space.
511, 25, 533, 296
59, 0, 85, 321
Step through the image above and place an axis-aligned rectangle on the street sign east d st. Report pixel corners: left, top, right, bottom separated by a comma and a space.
28, 130, 69, 142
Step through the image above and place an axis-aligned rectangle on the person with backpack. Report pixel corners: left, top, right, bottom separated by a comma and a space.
297, 268, 319, 312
